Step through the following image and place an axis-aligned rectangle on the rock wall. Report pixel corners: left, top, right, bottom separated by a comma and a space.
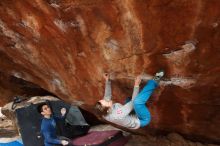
0, 0, 219, 143
0, 71, 54, 105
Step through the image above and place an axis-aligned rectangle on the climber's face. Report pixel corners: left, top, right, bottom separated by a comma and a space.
41, 105, 52, 116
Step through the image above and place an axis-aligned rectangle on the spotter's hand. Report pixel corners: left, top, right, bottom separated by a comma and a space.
61, 140, 69, 145
61, 108, 66, 116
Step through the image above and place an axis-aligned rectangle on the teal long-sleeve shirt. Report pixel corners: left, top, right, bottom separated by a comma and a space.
41, 116, 63, 146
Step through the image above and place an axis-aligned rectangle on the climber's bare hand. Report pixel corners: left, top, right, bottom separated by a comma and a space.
134, 75, 142, 86
103, 73, 110, 81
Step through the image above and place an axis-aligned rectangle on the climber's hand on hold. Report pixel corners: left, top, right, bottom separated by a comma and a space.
134, 75, 142, 87
103, 73, 110, 81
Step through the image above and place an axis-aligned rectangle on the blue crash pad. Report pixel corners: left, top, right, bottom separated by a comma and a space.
0, 141, 23, 146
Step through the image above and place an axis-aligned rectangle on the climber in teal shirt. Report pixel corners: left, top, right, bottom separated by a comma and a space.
37, 103, 69, 146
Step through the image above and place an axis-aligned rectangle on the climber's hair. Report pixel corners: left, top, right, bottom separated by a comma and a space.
37, 102, 48, 114
94, 101, 109, 117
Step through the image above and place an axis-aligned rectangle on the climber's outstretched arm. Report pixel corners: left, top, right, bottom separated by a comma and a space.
103, 74, 112, 101
131, 76, 141, 101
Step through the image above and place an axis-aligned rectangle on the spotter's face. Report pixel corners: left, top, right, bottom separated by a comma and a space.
41, 105, 52, 116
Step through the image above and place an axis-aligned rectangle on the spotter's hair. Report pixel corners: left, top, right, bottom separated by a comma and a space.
37, 102, 49, 114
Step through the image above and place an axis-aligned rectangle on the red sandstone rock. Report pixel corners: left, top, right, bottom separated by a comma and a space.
0, 0, 219, 143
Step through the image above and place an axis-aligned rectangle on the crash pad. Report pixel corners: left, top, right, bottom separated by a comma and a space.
15, 100, 89, 146
0, 141, 23, 146
72, 130, 128, 146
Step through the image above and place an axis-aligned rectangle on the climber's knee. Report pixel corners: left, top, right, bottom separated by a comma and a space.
133, 94, 143, 105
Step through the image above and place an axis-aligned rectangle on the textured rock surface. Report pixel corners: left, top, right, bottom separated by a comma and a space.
0, 0, 219, 143
126, 133, 220, 146
0, 71, 54, 105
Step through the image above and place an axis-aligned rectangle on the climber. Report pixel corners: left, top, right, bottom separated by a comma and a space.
95, 70, 164, 129
37, 103, 71, 146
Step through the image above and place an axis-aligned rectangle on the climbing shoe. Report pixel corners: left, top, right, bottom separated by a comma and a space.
153, 70, 165, 83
